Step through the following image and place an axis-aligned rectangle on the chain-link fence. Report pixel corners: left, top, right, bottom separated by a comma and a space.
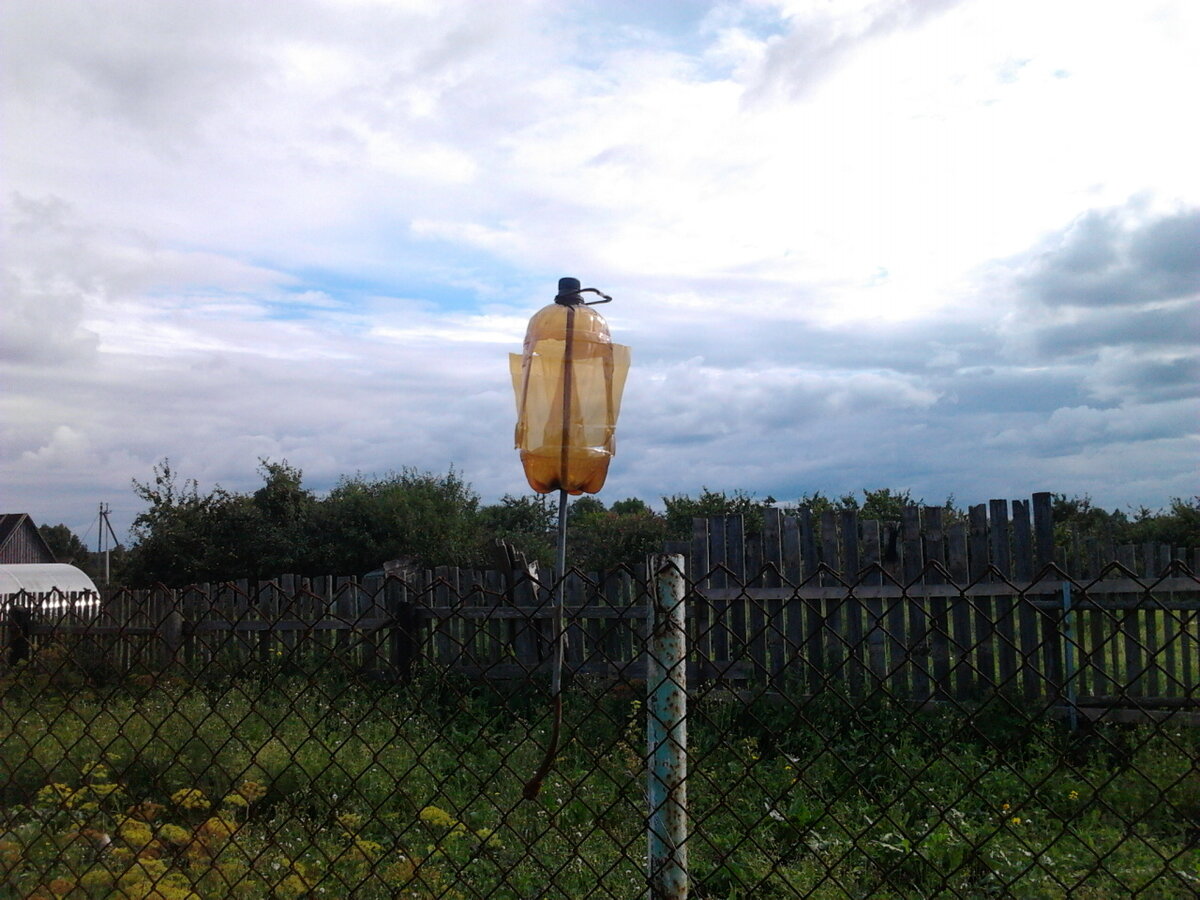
4, 551, 1199, 899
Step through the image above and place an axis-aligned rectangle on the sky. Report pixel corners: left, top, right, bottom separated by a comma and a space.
2, 0, 1198, 543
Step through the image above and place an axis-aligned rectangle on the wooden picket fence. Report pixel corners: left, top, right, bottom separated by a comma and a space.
3, 494, 1197, 722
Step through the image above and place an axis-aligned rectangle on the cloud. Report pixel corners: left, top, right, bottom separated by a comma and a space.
2, 0, 1198, 543
745, 0, 969, 102
1014, 205, 1200, 307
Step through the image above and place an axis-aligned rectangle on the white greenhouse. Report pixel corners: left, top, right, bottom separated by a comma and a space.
0, 563, 100, 613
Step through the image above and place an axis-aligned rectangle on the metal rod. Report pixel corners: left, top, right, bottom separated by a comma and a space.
648, 554, 688, 900
552, 489, 568, 698
522, 489, 569, 801
1062, 581, 1078, 733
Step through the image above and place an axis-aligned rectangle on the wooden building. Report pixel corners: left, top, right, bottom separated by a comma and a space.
0, 514, 56, 565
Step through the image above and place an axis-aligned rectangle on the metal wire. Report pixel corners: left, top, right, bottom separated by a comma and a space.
2, 552, 1198, 899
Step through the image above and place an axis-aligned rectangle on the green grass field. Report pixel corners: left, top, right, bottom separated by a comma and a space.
2, 651, 1199, 899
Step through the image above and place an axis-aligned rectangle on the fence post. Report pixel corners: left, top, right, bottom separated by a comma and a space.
1061, 582, 1078, 732
156, 590, 184, 671
648, 554, 687, 900
6, 605, 32, 666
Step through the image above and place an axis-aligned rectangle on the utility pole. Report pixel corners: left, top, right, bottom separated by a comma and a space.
96, 503, 119, 586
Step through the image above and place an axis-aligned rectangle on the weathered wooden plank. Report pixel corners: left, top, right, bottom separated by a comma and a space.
692, 517, 709, 589
1116, 545, 1143, 697
924, 507, 951, 700
803, 593, 824, 693
1162, 594, 1179, 699
451, 658, 750, 682
334, 576, 355, 661
710, 515, 728, 591
1033, 492, 1054, 573
1140, 551, 1161, 698
841, 509, 865, 696
511, 568, 540, 666
1010, 501, 1041, 698
727, 514, 747, 586
820, 511, 839, 581
234, 578, 253, 664
781, 514, 802, 586
883, 521, 908, 699
748, 581, 768, 680
966, 505, 993, 691
763, 507, 783, 590
709, 516, 730, 667
766, 587, 786, 687
564, 570, 585, 673
799, 508, 819, 581
745, 527, 763, 589
842, 509, 861, 580
861, 518, 887, 693
902, 506, 927, 701
990, 500, 1018, 693
819, 511, 844, 687
948, 522, 968, 584
1011, 501, 1033, 582
727, 516, 748, 659
969, 508, 988, 585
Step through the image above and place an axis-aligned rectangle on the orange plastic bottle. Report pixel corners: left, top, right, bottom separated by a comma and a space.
509, 286, 630, 494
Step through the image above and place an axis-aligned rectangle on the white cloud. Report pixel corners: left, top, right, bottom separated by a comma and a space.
2, 0, 1197, 540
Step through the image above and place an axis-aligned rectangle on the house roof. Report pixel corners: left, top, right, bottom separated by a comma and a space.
0, 513, 57, 561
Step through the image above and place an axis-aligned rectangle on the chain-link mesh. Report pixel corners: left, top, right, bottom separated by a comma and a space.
3, 554, 1198, 898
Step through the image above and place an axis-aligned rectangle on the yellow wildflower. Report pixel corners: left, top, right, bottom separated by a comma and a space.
81, 762, 111, 782
237, 781, 267, 803
383, 858, 416, 885
475, 827, 504, 849
1000, 802, 1010, 813
273, 874, 308, 899
221, 792, 249, 809
118, 818, 155, 849
35, 783, 75, 808
1068, 789, 1080, 801
196, 814, 237, 844
354, 838, 384, 859
158, 823, 192, 846
170, 789, 210, 811
118, 857, 169, 886
1010, 817, 1022, 826
79, 869, 113, 890
419, 806, 457, 829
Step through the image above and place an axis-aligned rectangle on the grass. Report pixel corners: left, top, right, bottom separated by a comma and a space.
1, 646, 1198, 899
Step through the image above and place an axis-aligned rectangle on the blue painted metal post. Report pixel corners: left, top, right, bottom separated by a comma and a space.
648, 554, 688, 900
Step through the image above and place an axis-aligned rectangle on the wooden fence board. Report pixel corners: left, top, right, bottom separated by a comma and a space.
6, 495, 1198, 724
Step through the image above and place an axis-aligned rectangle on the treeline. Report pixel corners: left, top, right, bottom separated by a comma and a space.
37, 459, 1200, 587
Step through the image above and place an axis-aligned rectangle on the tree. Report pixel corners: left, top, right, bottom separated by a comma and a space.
662, 488, 768, 540
476, 494, 556, 566
251, 459, 316, 574
38, 524, 96, 575
610, 497, 652, 516
1128, 497, 1200, 548
1051, 494, 1131, 548
568, 501, 668, 572
124, 460, 270, 586
312, 467, 481, 574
